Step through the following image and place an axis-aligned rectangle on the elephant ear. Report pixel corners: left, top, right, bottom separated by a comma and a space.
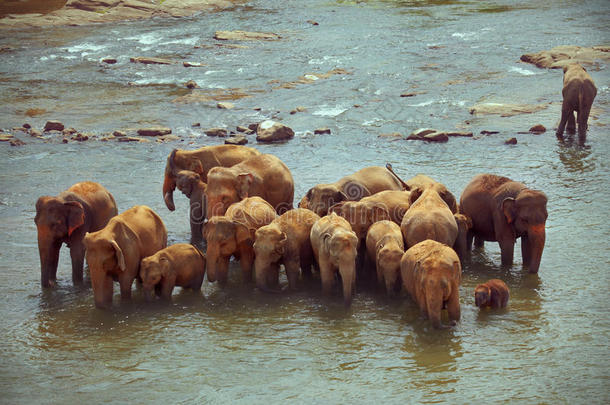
502, 197, 517, 224
237, 173, 254, 200
275, 232, 287, 256
188, 159, 204, 175
64, 201, 85, 237
233, 221, 252, 245
322, 232, 332, 254
409, 187, 423, 205
110, 240, 127, 272
328, 202, 345, 215
159, 256, 171, 279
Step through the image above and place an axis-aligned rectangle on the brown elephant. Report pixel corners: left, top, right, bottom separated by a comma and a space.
359, 190, 412, 225
556, 63, 597, 143
302, 166, 406, 217
401, 188, 458, 249
253, 208, 320, 292
459, 174, 548, 273
35, 182, 118, 287
310, 213, 358, 307
401, 240, 462, 329
474, 279, 509, 309
405, 174, 458, 214
453, 213, 473, 260
162, 145, 260, 211
204, 197, 276, 285
365, 220, 404, 295
139, 243, 206, 301
84, 205, 167, 309
205, 154, 294, 218
175, 170, 207, 246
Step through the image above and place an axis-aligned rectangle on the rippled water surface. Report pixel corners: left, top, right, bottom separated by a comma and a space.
1, 0, 609, 403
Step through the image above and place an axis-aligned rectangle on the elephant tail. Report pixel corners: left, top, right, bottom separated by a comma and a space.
385, 163, 410, 191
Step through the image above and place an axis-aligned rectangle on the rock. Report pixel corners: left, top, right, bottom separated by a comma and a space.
378, 132, 403, 138
10, 139, 26, 146
102, 57, 117, 64
217, 102, 234, 109
236, 125, 250, 133
225, 135, 248, 145
44, 120, 65, 132
117, 136, 141, 142
520, 45, 610, 69
62, 127, 77, 136
213, 30, 281, 41
314, 127, 331, 135
529, 124, 546, 134
290, 106, 307, 114
67, 1, 121, 12
25, 108, 46, 117
400, 91, 426, 97
410, 128, 438, 138
192, 123, 201, 127
13, 127, 28, 133
183, 61, 205, 67
130, 57, 174, 65
29, 129, 42, 137
158, 134, 180, 142
469, 103, 549, 117
307, 20, 319, 26
248, 123, 259, 131
62, 138, 69, 144
23, 123, 31, 129
185, 80, 198, 89
137, 127, 172, 136
204, 128, 228, 137
505, 138, 518, 145
113, 130, 126, 137
256, 120, 295, 143
407, 129, 449, 142
72, 133, 89, 142
0, 134, 14, 142
423, 132, 449, 142
441, 131, 473, 137
480, 130, 499, 135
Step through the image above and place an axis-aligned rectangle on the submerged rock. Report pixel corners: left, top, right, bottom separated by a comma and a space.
213, 30, 281, 41
0, 134, 14, 142
102, 57, 117, 64
10, 139, 26, 146
256, 120, 294, 143
314, 127, 331, 135
217, 101, 234, 109
469, 103, 549, 117
185, 80, 198, 89
130, 57, 173, 65
43, 120, 65, 132
137, 127, 171, 136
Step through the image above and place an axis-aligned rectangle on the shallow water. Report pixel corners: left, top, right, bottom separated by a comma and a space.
1, 0, 609, 403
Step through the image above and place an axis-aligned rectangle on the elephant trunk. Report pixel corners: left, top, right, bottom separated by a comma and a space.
163, 173, 176, 211
254, 256, 269, 291
339, 259, 356, 307
426, 291, 444, 329
142, 286, 154, 302
90, 267, 113, 309
38, 236, 61, 288
527, 224, 545, 274
205, 247, 229, 285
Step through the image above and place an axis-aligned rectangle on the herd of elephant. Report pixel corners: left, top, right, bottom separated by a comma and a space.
35, 144, 547, 328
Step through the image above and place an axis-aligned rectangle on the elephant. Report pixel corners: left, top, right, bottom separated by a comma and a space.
175, 170, 207, 247
405, 174, 458, 214
365, 220, 404, 295
302, 165, 406, 217
83, 205, 167, 309
204, 197, 277, 285
205, 154, 294, 218
253, 208, 320, 292
401, 188, 458, 249
401, 239, 462, 329
474, 279, 509, 309
310, 213, 358, 307
556, 63, 597, 144
139, 243, 206, 301
35, 181, 118, 288
162, 145, 260, 211
459, 174, 548, 273
453, 213, 473, 260
359, 190, 412, 225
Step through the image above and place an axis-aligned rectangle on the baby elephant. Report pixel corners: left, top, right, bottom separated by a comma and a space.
556, 63, 597, 143
140, 244, 206, 301
176, 170, 207, 247
254, 208, 320, 292
365, 220, 404, 295
401, 240, 462, 329
474, 279, 509, 309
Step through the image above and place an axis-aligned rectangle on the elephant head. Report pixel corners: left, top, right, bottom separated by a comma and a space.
83, 234, 126, 309
35, 196, 85, 287
176, 170, 204, 199
417, 259, 461, 329
377, 243, 403, 295
139, 256, 170, 301
501, 189, 548, 273
329, 201, 390, 241
430, 183, 458, 214
453, 213, 473, 259
205, 168, 254, 218
323, 229, 358, 306
304, 185, 348, 217
474, 284, 491, 307
163, 149, 205, 211
253, 223, 286, 291
204, 216, 250, 284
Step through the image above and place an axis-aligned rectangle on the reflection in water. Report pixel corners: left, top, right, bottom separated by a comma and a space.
556, 138, 595, 173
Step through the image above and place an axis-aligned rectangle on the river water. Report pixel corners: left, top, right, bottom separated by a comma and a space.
1, 0, 609, 403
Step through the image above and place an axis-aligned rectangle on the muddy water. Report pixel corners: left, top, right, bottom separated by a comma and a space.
1, 0, 609, 403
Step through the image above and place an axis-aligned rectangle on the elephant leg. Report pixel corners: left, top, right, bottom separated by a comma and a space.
447, 291, 461, 325
239, 248, 255, 283
319, 258, 334, 296
91, 271, 113, 309
466, 230, 474, 251
577, 104, 592, 144
160, 279, 175, 300
521, 235, 532, 268
69, 242, 85, 285
284, 258, 300, 290
118, 273, 133, 301
556, 103, 571, 137
425, 293, 443, 329
299, 252, 314, 282
566, 111, 576, 133
498, 237, 515, 267
190, 205, 204, 247
474, 235, 484, 248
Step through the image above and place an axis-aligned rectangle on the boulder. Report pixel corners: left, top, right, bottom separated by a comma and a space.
236, 125, 249, 133
117, 136, 142, 142
256, 120, 294, 143
137, 127, 171, 136
290, 106, 307, 114
407, 128, 449, 142
62, 127, 77, 136
130, 57, 173, 65
423, 132, 449, 142
314, 127, 331, 135
72, 133, 89, 142
113, 130, 126, 137
213, 30, 281, 41
183, 61, 205, 67
0, 134, 14, 142
378, 132, 403, 138
529, 124, 546, 134
185, 80, 198, 89
410, 128, 437, 138
505, 138, 518, 145
248, 123, 259, 131
29, 129, 42, 137
23, 123, 31, 129
157, 134, 180, 142
520, 45, 610, 69
441, 131, 473, 137
102, 57, 117, 64
204, 128, 228, 137
44, 120, 65, 132
225, 135, 248, 145
217, 102, 234, 109
480, 130, 499, 135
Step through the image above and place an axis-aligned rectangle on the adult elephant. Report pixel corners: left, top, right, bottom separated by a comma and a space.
35, 182, 118, 287
162, 145, 260, 211
405, 174, 458, 214
459, 174, 548, 273
205, 154, 294, 218
556, 63, 597, 144
301, 165, 406, 217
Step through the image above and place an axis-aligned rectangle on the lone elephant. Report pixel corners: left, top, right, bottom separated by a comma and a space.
365, 220, 404, 295
401, 240, 462, 329
205, 197, 277, 285
474, 279, 510, 309
310, 213, 358, 307
175, 170, 207, 247
35, 182, 118, 287
302, 166, 406, 217
254, 208, 320, 292
459, 174, 548, 273
140, 243, 206, 301
84, 205, 167, 309
556, 63, 597, 143
205, 154, 294, 218
162, 145, 260, 211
